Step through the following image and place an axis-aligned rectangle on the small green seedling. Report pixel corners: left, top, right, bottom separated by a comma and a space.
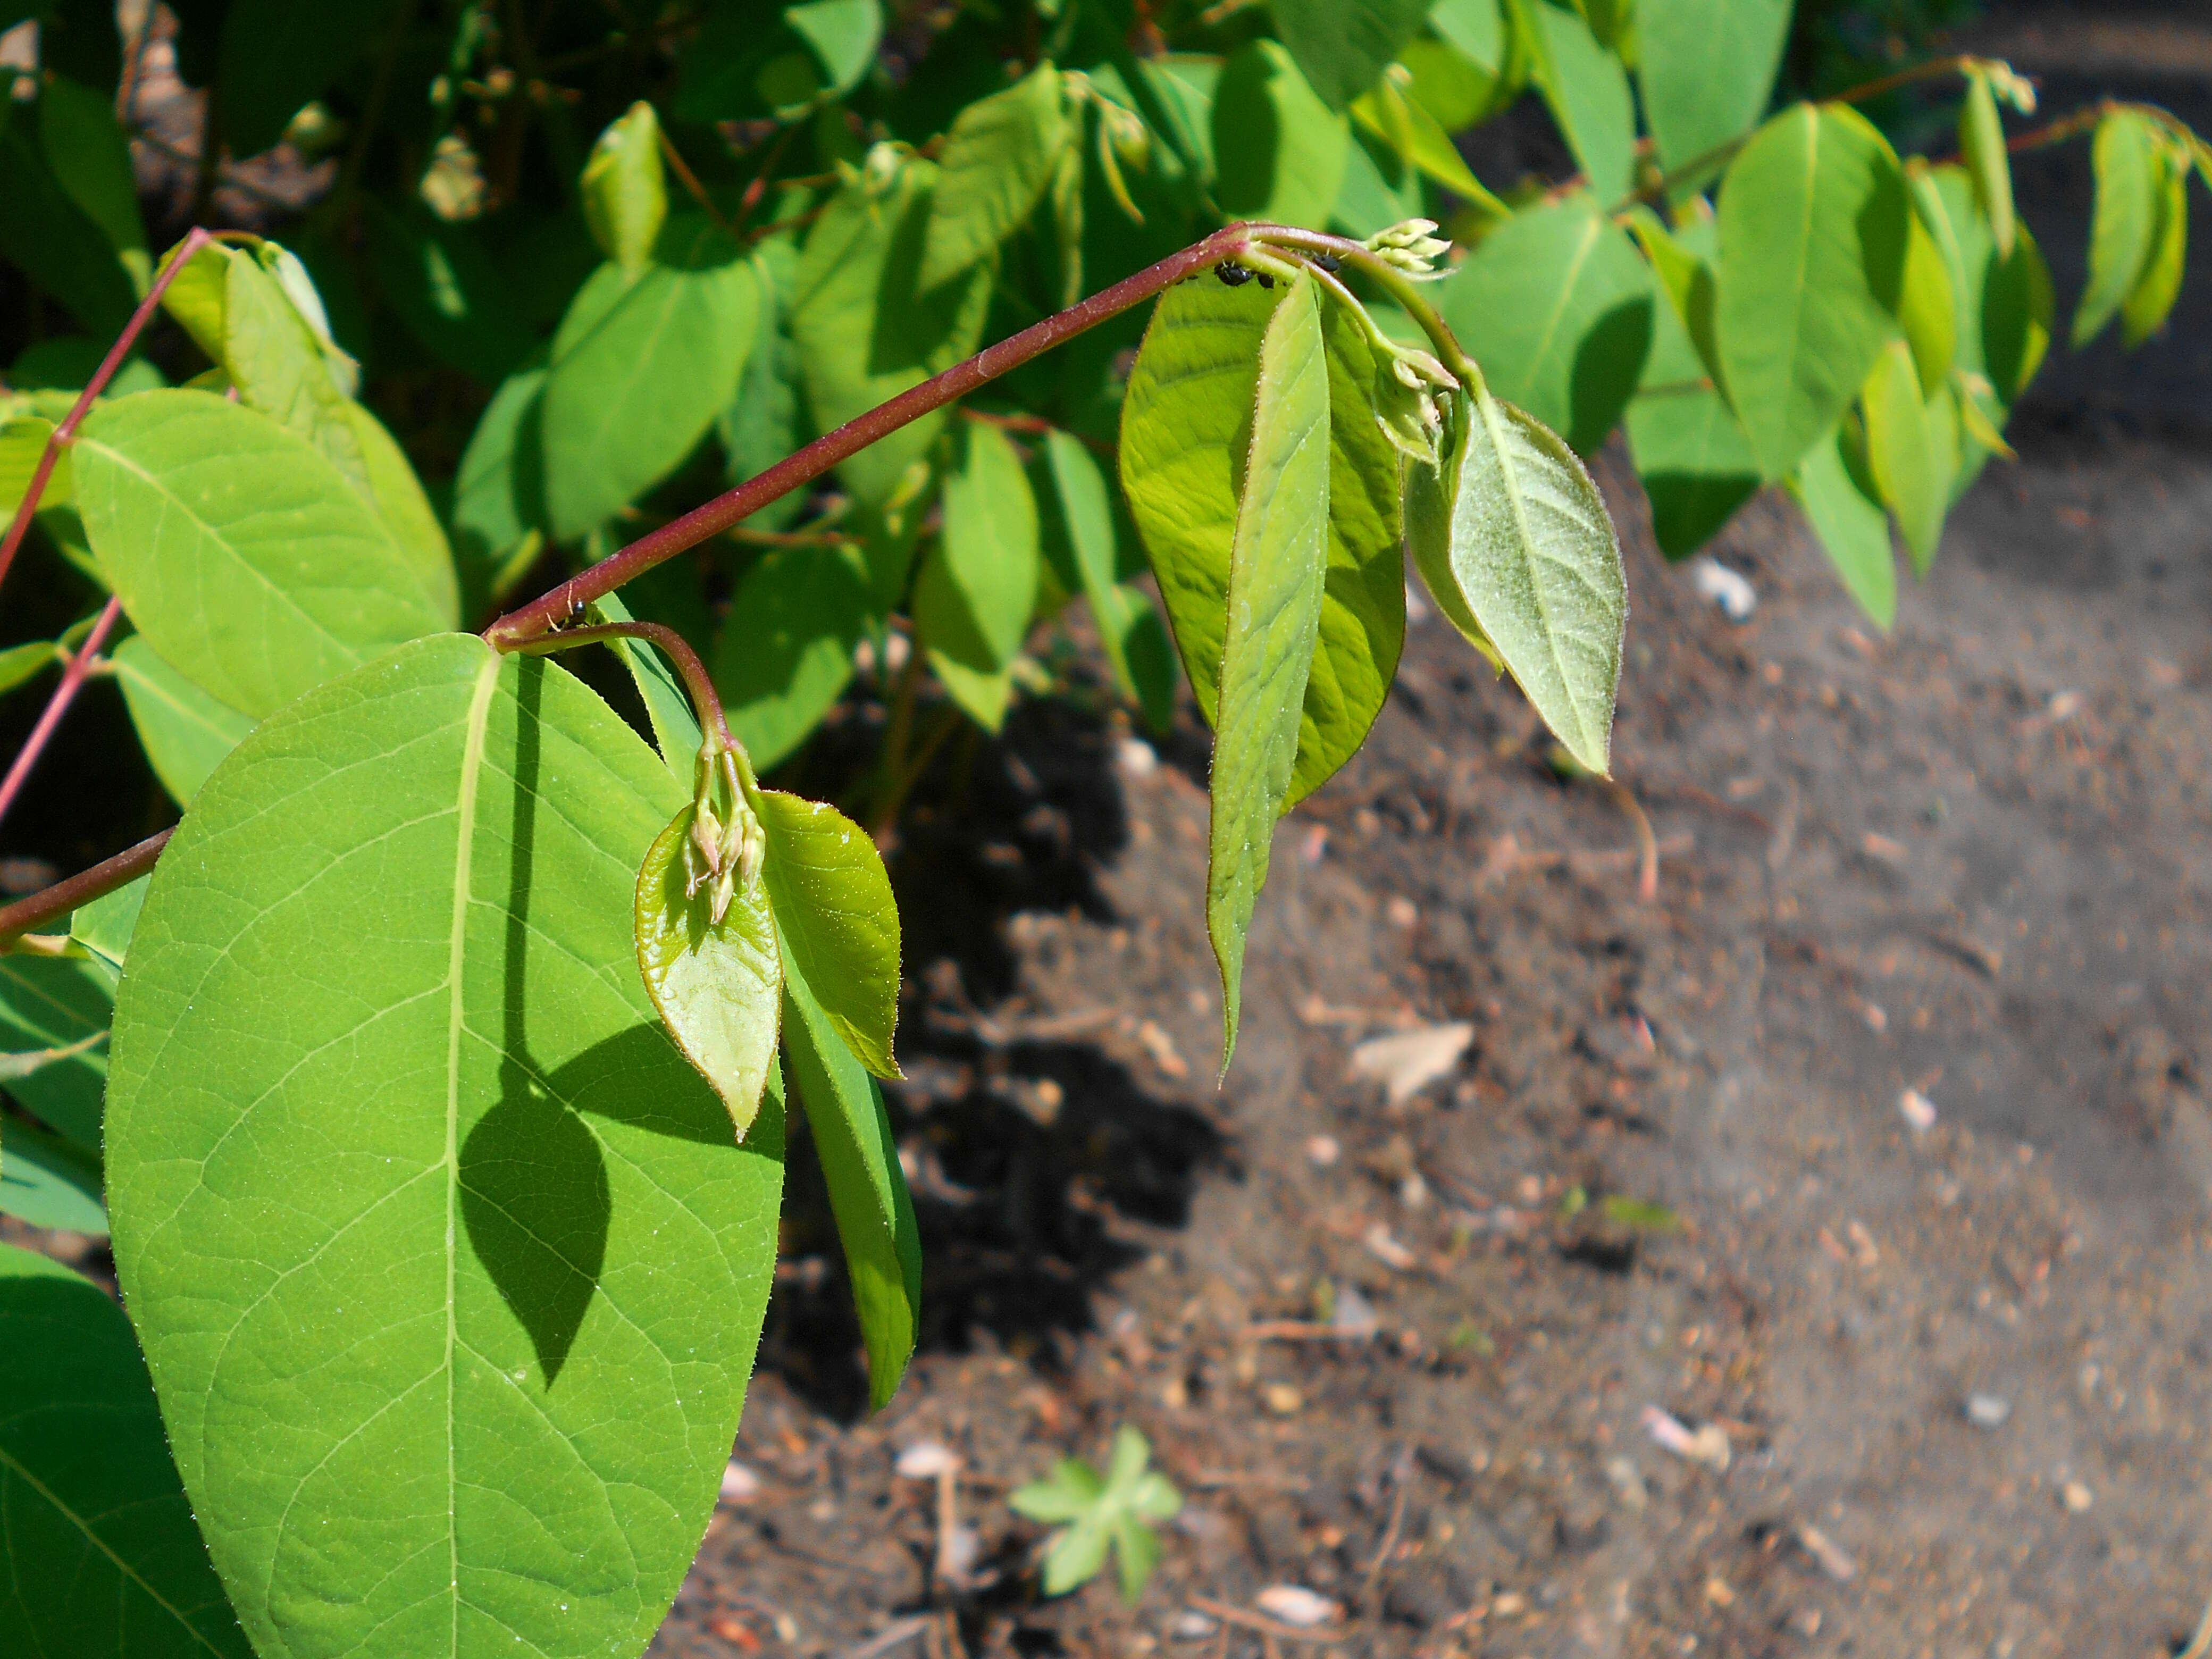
1010, 1426, 1183, 1604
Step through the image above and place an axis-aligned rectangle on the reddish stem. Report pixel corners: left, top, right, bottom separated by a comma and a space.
0, 596, 123, 833
0, 827, 171, 945
0, 226, 214, 599
483, 223, 1261, 650
506, 618, 730, 745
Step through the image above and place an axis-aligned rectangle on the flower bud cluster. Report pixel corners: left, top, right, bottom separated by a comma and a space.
1364, 219, 1453, 280
684, 743, 764, 926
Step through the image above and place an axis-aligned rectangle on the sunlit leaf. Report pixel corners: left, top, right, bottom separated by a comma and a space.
582, 102, 668, 278
920, 63, 1069, 290
0, 1241, 252, 1656
1636, 0, 1791, 181
1011, 1427, 1182, 1604
1861, 339, 1947, 572
111, 634, 256, 808
1897, 204, 1959, 395
787, 0, 883, 94
1958, 65, 2015, 259
1212, 40, 1349, 229
1509, 0, 1637, 204
754, 789, 901, 1079
0, 638, 54, 696
451, 361, 548, 611
2121, 145, 2188, 347
2073, 108, 2162, 348
1789, 423, 1897, 629
107, 635, 785, 1659
1350, 75, 1508, 218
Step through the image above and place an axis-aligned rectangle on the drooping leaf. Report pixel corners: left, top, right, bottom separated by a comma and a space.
39, 74, 149, 295
217, 0, 397, 155
1407, 387, 1625, 774
1042, 430, 1177, 734
1861, 339, 1947, 572
1958, 65, 2015, 259
0, 99, 138, 336
106, 635, 786, 1659
778, 969, 920, 1412
1715, 103, 1911, 481
0, 956, 110, 1149
582, 102, 669, 277
1897, 206, 1959, 395
541, 218, 761, 539
1212, 40, 1350, 229
0, 1242, 252, 1656
1271, 0, 1430, 111
111, 634, 257, 808
1509, 0, 1637, 204
1636, 0, 1791, 180
75, 391, 449, 718
636, 807, 782, 1138
1624, 388, 1758, 560
1984, 221, 2054, 407
920, 63, 1069, 290
753, 789, 900, 1079
1349, 74, 1509, 218
1120, 275, 1401, 805
715, 544, 874, 772
2073, 109, 2163, 349
0, 1119, 105, 1233
2121, 146, 2189, 347
792, 160, 995, 506
1205, 273, 1331, 1071
1789, 424, 1897, 628
1439, 194, 1654, 455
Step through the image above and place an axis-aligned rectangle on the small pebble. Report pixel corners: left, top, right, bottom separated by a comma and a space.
1899, 1088, 1937, 1132
718, 1460, 760, 1503
894, 1440, 959, 1479
1262, 1382, 1303, 1416
1254, 1586, 1339, 1627
1689, 555, 1756, 621
2062, 1481, 2093, 1512
1169, 1611, 1218, 1641
1305, 1134, 1340, 1167
1965, 1393, 2010, 1429
1117, 738, 1158, 777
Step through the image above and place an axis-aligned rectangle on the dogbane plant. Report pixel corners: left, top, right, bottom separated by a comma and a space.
0, 207, 1618, 1659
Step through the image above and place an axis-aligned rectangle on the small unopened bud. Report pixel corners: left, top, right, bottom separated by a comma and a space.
709, 864, 738, 927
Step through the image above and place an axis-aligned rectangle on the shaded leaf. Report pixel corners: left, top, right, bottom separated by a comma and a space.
1042, 430, 1177, 734
107, 636, 785, 1659
1789, 423, 1896, 628
1636, 0, 1791, 180
450, 362, 548, 612
1510, 0, 1637, 204
717, 236, 809, 531
1625, 388, 1759, 559
921, 63, 1069, 290
582, 102, 668, 277
365, 203, 537, 383
754, 790, 901, 1079
2121, 146, 2188, 347
1715, 103, 1911, 481
112, 634, 256, 808
39, 74, 148, 294
1271, 0, 1430, 111
1959, 66, 2015, 259
1212, 39, 1349, 228
0, 956, 110, 1149
0, 99, 137, 336
2073, 109, 2161, 348
0, 1119, 105, 1233
591, 590, 703, 780
218, 0, 397, 155
716, 544, 874, 772
76, 391, 449, 718
1206, 273, 1331, 1071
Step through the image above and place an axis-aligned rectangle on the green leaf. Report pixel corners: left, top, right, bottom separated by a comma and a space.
1789, 423, 1896, 628
1350, 75, 1509, 217
542, 220, 762, 540
1440, 194, 1653, 455
1398, 36, 1508, 132
106, 635, 786, 1659
1509, 0, 1637, 204
1121, 276, 1401, 806
787, 0, 883, 93
1011, 1427, 1180, 1604
1636, 0, 1791, 180
1897, 206, 1959, 395
1429, 0, 1509, 71
1206, 273, 1331, 1073
0, 957, 110, 1149
718, 237, 808, 530
74, 391, 449, 719
365, 204, 537, 384
1271, 0, 1430, 110
217, 0, 398, 156
451, 362, 549, 610
920, 63, 1069, 290
346, 399, 462, 626
792, 161, 995, 507
0, 1118, 105, 1233
112, 635, 257, 808
0, 100, 138, 336
920, 421, 1041, 668
1715, 103, 1911, 481
1624, 388, 1758, 560
1333, 124, 1427, 240
1861, 339, 1947, 572
0, 413, 69, 517
1407, 386, 1625, 773
0, 638, 55, 696
582, 102, 669, 278
1212, 40, 1350, 229
39, 75, 149, 295
716, 544, 872, 770
1042, 431, 1176, 734
1959, 66, 2015, 259
2121, 147, 2189, 348
1984, 220, 2054, 407
778, 969, 920, 1412
636, 807, 782, 1138
2073, 109, 2163, 349
589, 590, 703, 780
753, 789, 901, 1079
0, 1241, 252, 1656
1911, 162, 2051, 408
70, 875, 146, 977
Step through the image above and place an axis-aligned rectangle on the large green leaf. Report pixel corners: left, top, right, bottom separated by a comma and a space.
1790, 424, 1896, 628
1636, 0, 1791, 179
791, 162, 995, 507
1271, 0, 1430, 111
106, 635, 786, 1659
1510, 0, 1637, 204
1205, 273, 1331, 1071
1897, 207, 1959, 395
1715, 103, 1910, 482
112, 634, 257, 808
779, 971, 920, 1412
0, 1119, 105, 1233
542, 219, 761, 539
1860, 338, 1947, 572
920, 63, 1068, 290
76, 392, 448, 719
218, 0, 397, 155
1121, 276, 1401, 805
581, 102, 668, 278
1407, 387, 1624, 774
0, 956, 110, 1148
2073, 110, 2162, 349
636, 806, 782, 1138
1212, 40, 1350, 229
0, 1242, 251, 1657
1439, 194, 1653, 455
787, 0, 882, 93
716, 544, 873, 772
753, 790, 900, 1080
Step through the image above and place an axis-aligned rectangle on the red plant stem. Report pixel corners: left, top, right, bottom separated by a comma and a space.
0, 596, 123, 832
0, 225, 214, 599
483, 222, 1264, 650
0, 827, 171, 945
505, 619, 730, 745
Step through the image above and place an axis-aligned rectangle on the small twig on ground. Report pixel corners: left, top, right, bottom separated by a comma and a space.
843, 1614, 932, 1659
1361, 1445, 1415, 1605
1186, 1597, 1344, 1644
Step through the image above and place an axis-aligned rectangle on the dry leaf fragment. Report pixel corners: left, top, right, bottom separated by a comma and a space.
1349, 1021, 1473, 1107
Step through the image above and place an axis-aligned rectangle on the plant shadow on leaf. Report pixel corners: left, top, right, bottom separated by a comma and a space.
1566, 298, 1654, 456
457, 660, 731, 1389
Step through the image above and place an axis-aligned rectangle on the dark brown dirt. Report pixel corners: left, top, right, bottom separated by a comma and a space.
654, 18, 2212, 1658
